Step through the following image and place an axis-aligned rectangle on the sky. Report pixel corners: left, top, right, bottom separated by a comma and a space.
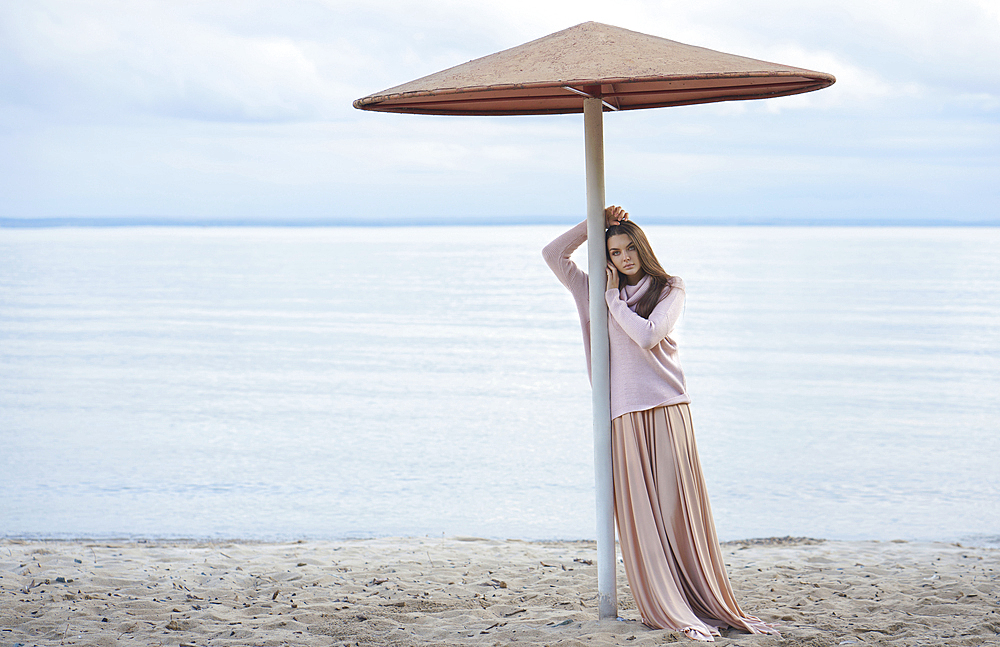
1, 0, 998, 225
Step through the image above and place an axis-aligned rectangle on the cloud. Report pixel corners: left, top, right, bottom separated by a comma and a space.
5, 0, 997, 121
1, 0, 350, 122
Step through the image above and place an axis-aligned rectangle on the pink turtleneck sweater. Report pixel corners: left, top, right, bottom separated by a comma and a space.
542, 221, 690, 419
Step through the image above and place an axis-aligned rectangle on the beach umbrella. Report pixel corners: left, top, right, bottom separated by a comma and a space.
354, 21, 835, 620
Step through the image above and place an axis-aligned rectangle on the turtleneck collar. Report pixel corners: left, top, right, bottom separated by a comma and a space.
621, 273, 651, 305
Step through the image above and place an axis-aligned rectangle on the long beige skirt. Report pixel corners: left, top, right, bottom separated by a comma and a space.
612, 404, 775, 640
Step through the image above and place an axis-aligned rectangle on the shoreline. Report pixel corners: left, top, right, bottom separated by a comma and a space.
2, 536, 998, 646
5, 533, 997, 547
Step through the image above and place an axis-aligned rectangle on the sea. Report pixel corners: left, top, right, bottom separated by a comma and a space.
1, 224, 998, 546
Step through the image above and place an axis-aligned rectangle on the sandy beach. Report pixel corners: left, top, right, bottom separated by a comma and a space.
1, 536, 997, 646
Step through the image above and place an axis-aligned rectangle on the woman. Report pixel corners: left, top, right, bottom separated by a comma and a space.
542, 206, 774, 642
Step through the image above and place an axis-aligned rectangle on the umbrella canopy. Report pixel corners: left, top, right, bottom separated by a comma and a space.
354, 21, 835, 116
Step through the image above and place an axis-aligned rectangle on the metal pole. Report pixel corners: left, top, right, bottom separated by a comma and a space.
584, 96, 617, 620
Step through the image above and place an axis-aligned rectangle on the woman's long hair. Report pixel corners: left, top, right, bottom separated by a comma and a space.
605, 220, 673, 319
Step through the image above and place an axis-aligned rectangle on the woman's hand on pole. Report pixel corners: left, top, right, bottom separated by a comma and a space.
606, 262, 619, 291
605, 205, 629, 228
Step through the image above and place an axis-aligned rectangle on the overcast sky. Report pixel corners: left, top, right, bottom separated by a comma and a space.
1, 0, 998, 224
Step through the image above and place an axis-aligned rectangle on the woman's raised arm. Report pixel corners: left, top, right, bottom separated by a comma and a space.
542, 206, 631, 303
541, 221, 589, 294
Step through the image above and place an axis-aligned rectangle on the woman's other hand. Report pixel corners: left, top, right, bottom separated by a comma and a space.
605, 205, 629, 228
606, 262, 619, 291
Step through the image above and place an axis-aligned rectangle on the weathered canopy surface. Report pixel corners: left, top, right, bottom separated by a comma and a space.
354, 21, 835, 116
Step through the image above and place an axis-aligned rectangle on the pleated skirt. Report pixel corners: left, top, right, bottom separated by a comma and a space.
612, 404, 775, 640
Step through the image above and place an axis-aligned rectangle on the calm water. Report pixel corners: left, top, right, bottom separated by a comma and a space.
1, 225, 998, 545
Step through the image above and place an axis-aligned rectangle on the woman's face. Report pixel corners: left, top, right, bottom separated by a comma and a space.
607, 234, 644, 282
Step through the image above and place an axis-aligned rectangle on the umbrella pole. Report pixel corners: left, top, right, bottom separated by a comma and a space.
584, 96, 617, 620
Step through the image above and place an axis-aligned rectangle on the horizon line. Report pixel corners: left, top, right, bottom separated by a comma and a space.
2, 216, 999, 229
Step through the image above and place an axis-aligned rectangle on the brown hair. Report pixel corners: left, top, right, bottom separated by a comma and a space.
605, 220, 673, 319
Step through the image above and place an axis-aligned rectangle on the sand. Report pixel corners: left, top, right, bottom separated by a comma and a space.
1, 536, 997, 646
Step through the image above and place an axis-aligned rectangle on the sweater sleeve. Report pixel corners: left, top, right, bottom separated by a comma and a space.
541, 221, 589, 297
605, 278, 685, 350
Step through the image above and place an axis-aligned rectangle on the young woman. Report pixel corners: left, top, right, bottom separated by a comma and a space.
542, 206, 775, 642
